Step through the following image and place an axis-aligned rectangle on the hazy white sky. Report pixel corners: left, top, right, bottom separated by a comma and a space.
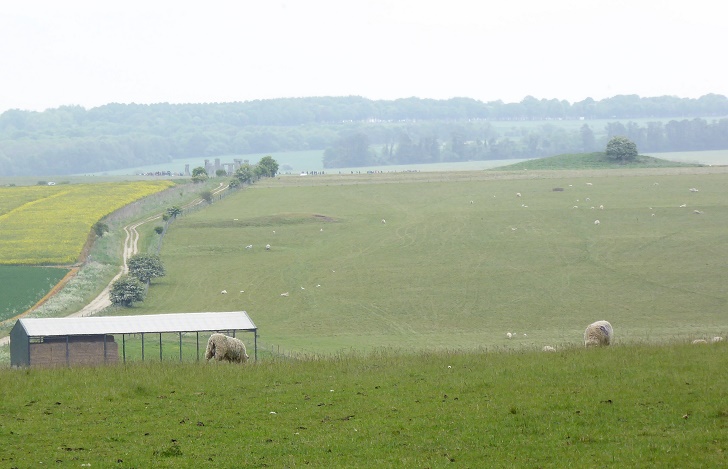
1, 0, 725, 113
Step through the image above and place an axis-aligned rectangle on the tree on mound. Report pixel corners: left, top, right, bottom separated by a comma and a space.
127, 253, 166, 284
605, 136, 638, 163
110, 275, 146, 307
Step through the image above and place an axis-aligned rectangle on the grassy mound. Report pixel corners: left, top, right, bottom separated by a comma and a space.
491, 152, 703, 171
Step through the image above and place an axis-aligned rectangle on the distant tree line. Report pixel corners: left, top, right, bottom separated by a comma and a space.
1, 94, 727, 176
323, 117, 728, 168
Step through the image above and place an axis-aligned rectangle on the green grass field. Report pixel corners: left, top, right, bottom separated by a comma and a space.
1, 344, 726, 467
2, 162, 728, 467
122, 167, 728, 354
0, 266, 70, 321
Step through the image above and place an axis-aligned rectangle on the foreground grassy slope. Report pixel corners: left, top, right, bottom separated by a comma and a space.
1, 345, 726, 467
132, 169, 728, 353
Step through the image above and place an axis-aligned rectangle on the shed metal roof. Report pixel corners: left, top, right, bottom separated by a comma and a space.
17, 311, 256, 337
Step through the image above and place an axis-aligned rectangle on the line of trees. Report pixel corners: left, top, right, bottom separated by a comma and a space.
323, 117, 728, 168
1, 95, 727, 176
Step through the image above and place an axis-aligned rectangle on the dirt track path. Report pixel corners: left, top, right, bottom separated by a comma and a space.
68, 182, 227, 318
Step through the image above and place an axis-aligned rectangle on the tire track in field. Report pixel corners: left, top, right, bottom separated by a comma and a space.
70, 183, 227, 317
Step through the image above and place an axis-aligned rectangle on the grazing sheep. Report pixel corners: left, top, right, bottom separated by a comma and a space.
381, 219, 386, 224
692, 339, 708, 345
584, 320, 613, 347
679, 204, 687, 208
594, 220, 600, 225
693, 210, 703, 214
245, 245, 253, 249
711, 336, 724, 343
506, 332, 513, 339
265, 244, 271, 250
689, 188, 699, 192
220, 290, 227, 294
542, 346, 556, 352
280, 292, 289, 297
599, 205, 604, 210
205, 333, 249, 363
516, 192, 522, 197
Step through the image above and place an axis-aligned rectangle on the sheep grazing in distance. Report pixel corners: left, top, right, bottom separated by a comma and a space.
205, 333, 249, 363
692, 339, 708, 345
280, 292, 289, 297
680, 204, 687, 208
542, 346, 556, 352
245, 245, 253, 249
711, 336, 724, 343
594, 220, 600, 225
265, 244, 271, 250
220, 290, 227, 294
584, 320, 613, 347
689, 188, 699, 192
506, 332, 513, 339
381, 219, 386, 224
516, 192, 522, 197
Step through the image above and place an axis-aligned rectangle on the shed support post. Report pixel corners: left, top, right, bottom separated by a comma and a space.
159, 333, 162, 361
196, 332, 199, 361
122, 334, 126, 363
179, 333, 182, 362
141, 333, 145, 361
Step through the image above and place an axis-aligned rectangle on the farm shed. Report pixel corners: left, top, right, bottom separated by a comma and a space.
10, 311, 257, 367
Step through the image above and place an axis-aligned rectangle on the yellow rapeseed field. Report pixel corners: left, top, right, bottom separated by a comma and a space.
0, 181, 174, 265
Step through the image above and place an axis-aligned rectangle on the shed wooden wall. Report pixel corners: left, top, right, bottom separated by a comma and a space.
29, 335, 118, 367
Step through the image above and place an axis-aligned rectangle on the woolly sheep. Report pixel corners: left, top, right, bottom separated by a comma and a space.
265, 244, 271, 250
711, 336, 724, 343
205, 333, 249, 363
584, 320, 613, 347
594, 220, 600, 225
381, 219, 386, 224
542, 346, 556, 352
692, 339, 708, 345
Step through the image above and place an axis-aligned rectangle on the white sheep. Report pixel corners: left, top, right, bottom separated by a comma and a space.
584, 320, 613, 347
692, 339, 708, 345
689, 188, 699, 192
265, 244, 271, 250
542, 346, 556, 352
381, 219, 386, 224
516, 192, 522, 197
220, 290, 227, 294
506, 332, 513, 339
245, 245, 253, 249
711, 336, 724, 343
205, 333, 249, 363
594, 220, 600, 225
